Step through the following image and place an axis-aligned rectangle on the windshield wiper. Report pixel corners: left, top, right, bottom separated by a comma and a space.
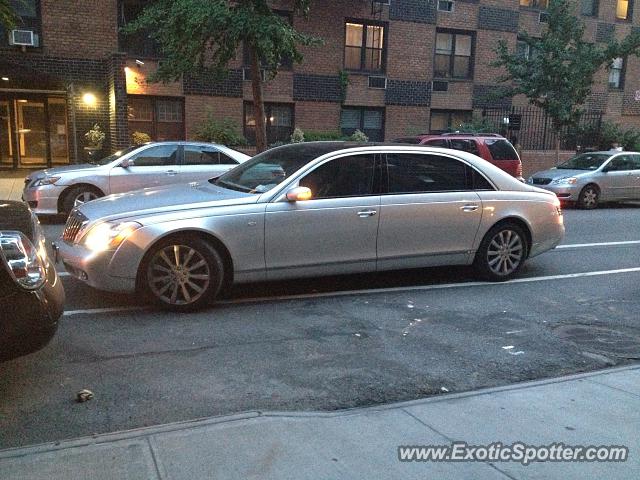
214, 179, 253, 193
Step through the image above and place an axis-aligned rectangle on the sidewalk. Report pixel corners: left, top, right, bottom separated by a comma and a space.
0, 170, 28, 202
1, 366, 638, 479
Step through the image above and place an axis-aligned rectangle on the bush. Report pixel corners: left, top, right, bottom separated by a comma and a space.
349, 129, 369, 142
304, 130, 348, 141
576, 121, 640, 151
290, 128, 305, 143
84, 124, 105, 149
453, 116, 497, 134
131, 131, 151, 145
194, 113, 247, 146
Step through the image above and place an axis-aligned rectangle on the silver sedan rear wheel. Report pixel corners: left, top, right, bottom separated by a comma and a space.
144, 238, 224, 311
486, 229, 524, 277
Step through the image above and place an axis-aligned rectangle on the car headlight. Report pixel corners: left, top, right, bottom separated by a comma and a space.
0, 231, 46, 290
33, 176, 61, 187
82, 221, 142, 253
551, 177, 578, 185
527, 177, 534, 184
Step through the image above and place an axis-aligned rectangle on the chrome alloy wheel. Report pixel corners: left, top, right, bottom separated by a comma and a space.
486, 229, 524, 276
147, 244, 211, 305
73, 191, 99, 207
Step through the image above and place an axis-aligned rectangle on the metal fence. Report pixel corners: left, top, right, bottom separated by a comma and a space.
479, 107, 603, 151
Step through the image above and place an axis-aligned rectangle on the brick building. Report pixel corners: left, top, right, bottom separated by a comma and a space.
1, 0, 639, 170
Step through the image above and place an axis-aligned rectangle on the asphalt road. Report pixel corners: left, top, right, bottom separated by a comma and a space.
1, 205, 640, 449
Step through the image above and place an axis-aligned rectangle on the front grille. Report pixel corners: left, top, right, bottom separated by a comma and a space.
62, 210, 88, 243
532, 178, 552, 185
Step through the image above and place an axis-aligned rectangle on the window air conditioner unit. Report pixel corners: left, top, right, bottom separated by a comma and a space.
431, 80, 449, 92
368, 75, 387, 89
9, 29, 38, 47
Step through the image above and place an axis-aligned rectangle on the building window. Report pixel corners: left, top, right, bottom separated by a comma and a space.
520, 0, 548, 8
429, 110, 472, 133
344, 21, 386, 73
119, 0, 161, 58
435, 31, 474, 79
340, 107, 384, 141
608, 57, 625, 89
128, 96, 185, 141
438, 0, 454, 12
616, 0, 633, 20
244, 103, 294, 146
1, 0, 41, 47
580, 0, 599, 16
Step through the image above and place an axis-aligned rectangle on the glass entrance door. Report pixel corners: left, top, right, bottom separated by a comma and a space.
16, 99, 47, 167
0, 101, 13, 167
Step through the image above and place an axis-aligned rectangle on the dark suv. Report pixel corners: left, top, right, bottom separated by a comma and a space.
393, 133, 524, 182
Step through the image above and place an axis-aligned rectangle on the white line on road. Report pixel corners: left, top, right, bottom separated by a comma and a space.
57, 271, 70, 277
62, 266, 640, 317
557, 240, 640, 249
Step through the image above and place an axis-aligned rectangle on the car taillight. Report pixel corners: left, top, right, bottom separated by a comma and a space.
0, 231, 46, 290
516, 163, 523, 178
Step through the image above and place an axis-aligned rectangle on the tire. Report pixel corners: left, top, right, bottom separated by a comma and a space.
474, 223, 528, 282
140, 236, 225, 311
577, 184, 599, 210
61, 186, 102, 214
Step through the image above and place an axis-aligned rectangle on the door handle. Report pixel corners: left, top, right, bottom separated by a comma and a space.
165, 170, 178, 176
460, 204, 479, 212
357, 209, 377, 218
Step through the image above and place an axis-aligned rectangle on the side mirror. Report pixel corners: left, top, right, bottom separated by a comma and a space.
601, 166, 611, 173
120, 158, 132, 168
0, 231, 46, 290
285, 186, 312, 202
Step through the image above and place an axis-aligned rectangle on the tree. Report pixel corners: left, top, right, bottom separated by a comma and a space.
493, 0, 640, 162
0, 0, 20, 30
123, 0, 320, 153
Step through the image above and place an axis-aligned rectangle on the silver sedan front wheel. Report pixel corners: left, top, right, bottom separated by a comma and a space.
73, 190, 99, 207
143, 238, 224, 311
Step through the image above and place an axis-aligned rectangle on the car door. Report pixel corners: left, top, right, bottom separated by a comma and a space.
264, 153, 381, 280
601, 155, 636, 200
181, 145, 240, 184
377, 152, 483, 271
109, 144, 181, 194
628, 154, 640, 199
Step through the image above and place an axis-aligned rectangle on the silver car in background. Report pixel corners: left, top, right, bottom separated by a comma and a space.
57, 142, 564, 311
528, 151, 640, 209
23, 142, 250, 215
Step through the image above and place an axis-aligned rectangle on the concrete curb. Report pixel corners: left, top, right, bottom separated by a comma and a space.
1, 363, 638, 459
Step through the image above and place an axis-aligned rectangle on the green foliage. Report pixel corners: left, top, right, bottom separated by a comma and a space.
290, 127, 305, 143
493, 0, 640, 131
576, 121, 640, 151
193, 113, 247, 146
131, 131, 151, 145
449, 116, 496, 134
350, 130, 369, 142
304, 130, 348, 141
338, 70, 350, 103
84, 124, 105, 148
0, 0, 20, 30
122, 0, 321, 83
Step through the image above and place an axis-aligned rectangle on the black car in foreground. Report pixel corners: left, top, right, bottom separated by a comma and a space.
0, 201, 64, 361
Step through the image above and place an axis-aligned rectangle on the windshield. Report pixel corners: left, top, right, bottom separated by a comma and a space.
557, 153, 610, 170
90, 146, 139, 166
213, 144, 331, 194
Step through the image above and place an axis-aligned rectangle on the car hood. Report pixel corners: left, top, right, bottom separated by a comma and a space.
27, 163, 102, 180
77, 181, 258, 222
530, 168, 592, 180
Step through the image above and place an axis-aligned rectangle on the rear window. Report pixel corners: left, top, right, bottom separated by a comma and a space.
484, 139, 518, 161
392, 137, 422, 144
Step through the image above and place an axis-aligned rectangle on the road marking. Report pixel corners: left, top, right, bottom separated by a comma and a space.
557, 240, 640, 249
62, 266, 640, 317
57, 271, 70, 277
64, 306, 147, 317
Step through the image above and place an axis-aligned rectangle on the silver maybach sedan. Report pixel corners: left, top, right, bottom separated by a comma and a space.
56, 142, 564, 311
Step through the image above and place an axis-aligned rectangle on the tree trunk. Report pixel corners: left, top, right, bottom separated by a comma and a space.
249, 46, 268, 153
555, 136, 560, 165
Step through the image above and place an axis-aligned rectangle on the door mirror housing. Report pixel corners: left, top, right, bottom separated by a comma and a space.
286, 186, 312, 202
120, 158, 132, 168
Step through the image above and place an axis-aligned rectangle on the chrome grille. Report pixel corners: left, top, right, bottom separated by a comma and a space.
62, 210, 87, 243
532, 178, 552, 185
